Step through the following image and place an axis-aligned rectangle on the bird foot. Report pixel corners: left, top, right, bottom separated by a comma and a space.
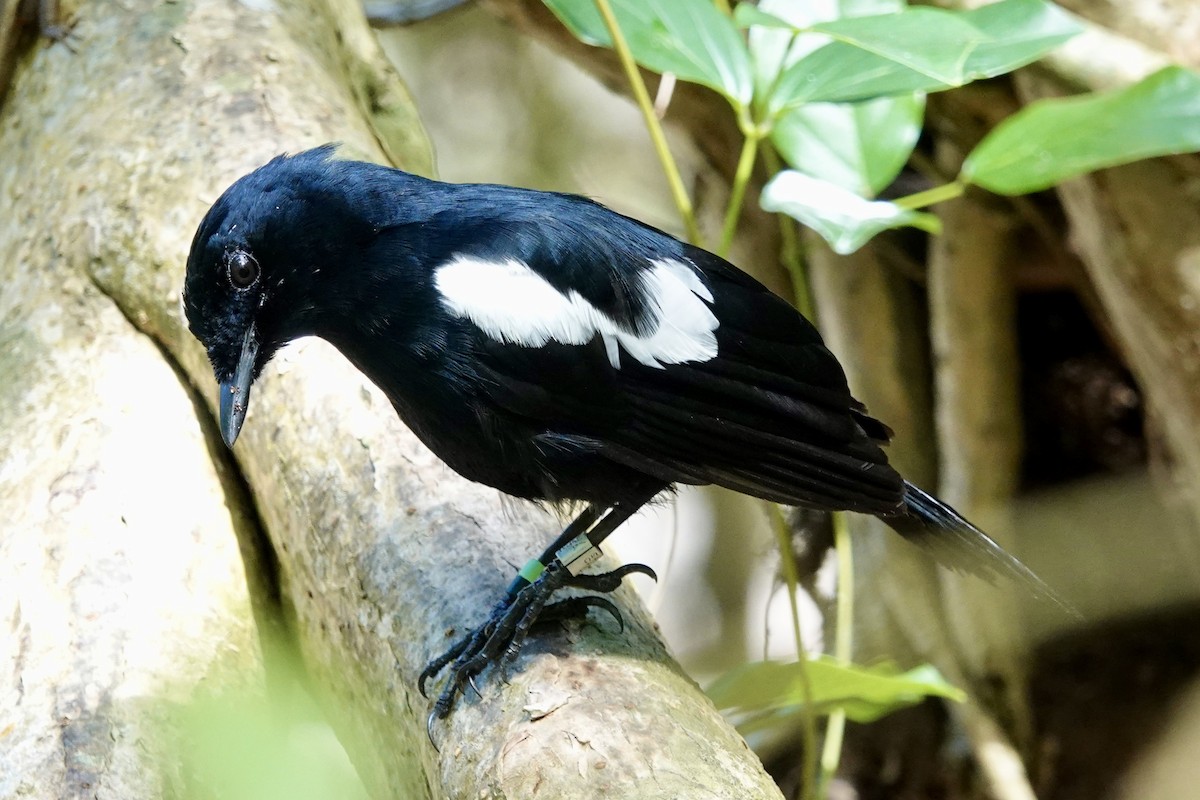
418, 561, 656, 733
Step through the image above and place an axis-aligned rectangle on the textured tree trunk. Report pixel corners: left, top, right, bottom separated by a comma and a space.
0, 206, 265, 798
0, 0, 782, 797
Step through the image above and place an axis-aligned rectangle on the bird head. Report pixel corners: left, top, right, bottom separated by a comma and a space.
183, 146, 360, 448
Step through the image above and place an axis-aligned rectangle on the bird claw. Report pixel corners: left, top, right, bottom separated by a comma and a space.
418, 630, 474, 699
564, 561, 657, 592
419, 560, 646, 726
541, 595, 626, 633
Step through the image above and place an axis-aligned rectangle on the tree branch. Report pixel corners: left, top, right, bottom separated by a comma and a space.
0, 173, 264, 796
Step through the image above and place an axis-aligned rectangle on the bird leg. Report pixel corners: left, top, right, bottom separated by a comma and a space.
419, 498, 657, 729
494, 562, 657, 681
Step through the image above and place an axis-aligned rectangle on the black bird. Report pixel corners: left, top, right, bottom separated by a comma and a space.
184, 146, 1061, 723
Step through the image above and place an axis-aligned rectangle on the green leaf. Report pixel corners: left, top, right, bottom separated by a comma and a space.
811, 9, 982, 86
745, 0, 921, 194
544, 0, 754, 106
746, 0, 903, 103
708, 657, 965, 723
738, 0, 906, 31
772, 94, 924, 196
733, 3, 793, 31
964, 66, 1200, 195
768, 0, 1080, 111
771, 44, 941, 109
761, 170, 940, 254
959, 0, 1083, 78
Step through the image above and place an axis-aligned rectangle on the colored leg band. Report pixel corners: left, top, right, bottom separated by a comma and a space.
519, 557, 546, 583
556, 534, 602, 576
506, 557, 546, 598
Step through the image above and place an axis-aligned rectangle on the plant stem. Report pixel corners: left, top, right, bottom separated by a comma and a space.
769, 503, 818, 800
818, 512, 854, 795
760, 143, 814, 319
894, 179, 965, 210
593, 0, 703, 245
713, 0, 732, 14
718, 130, 761, 258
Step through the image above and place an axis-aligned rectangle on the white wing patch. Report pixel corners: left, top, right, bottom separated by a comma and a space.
433, 255, 718, 369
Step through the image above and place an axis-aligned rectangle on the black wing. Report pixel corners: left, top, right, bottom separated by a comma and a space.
443, 202, 1073, 609
463, 239, 905, 515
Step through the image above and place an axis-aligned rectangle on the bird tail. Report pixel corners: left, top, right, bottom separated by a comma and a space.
884, 480, 1078, 617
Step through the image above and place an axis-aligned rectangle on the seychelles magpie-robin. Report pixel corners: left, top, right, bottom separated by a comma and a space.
183, 146, 1062, 724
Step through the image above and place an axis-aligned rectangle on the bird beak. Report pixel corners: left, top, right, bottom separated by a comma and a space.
219, 325, 259, 448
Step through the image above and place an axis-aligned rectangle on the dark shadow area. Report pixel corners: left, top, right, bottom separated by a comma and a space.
1031, 604, 1200, 800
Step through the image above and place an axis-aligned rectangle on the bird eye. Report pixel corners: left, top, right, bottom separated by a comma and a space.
228, 250, 260, 289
